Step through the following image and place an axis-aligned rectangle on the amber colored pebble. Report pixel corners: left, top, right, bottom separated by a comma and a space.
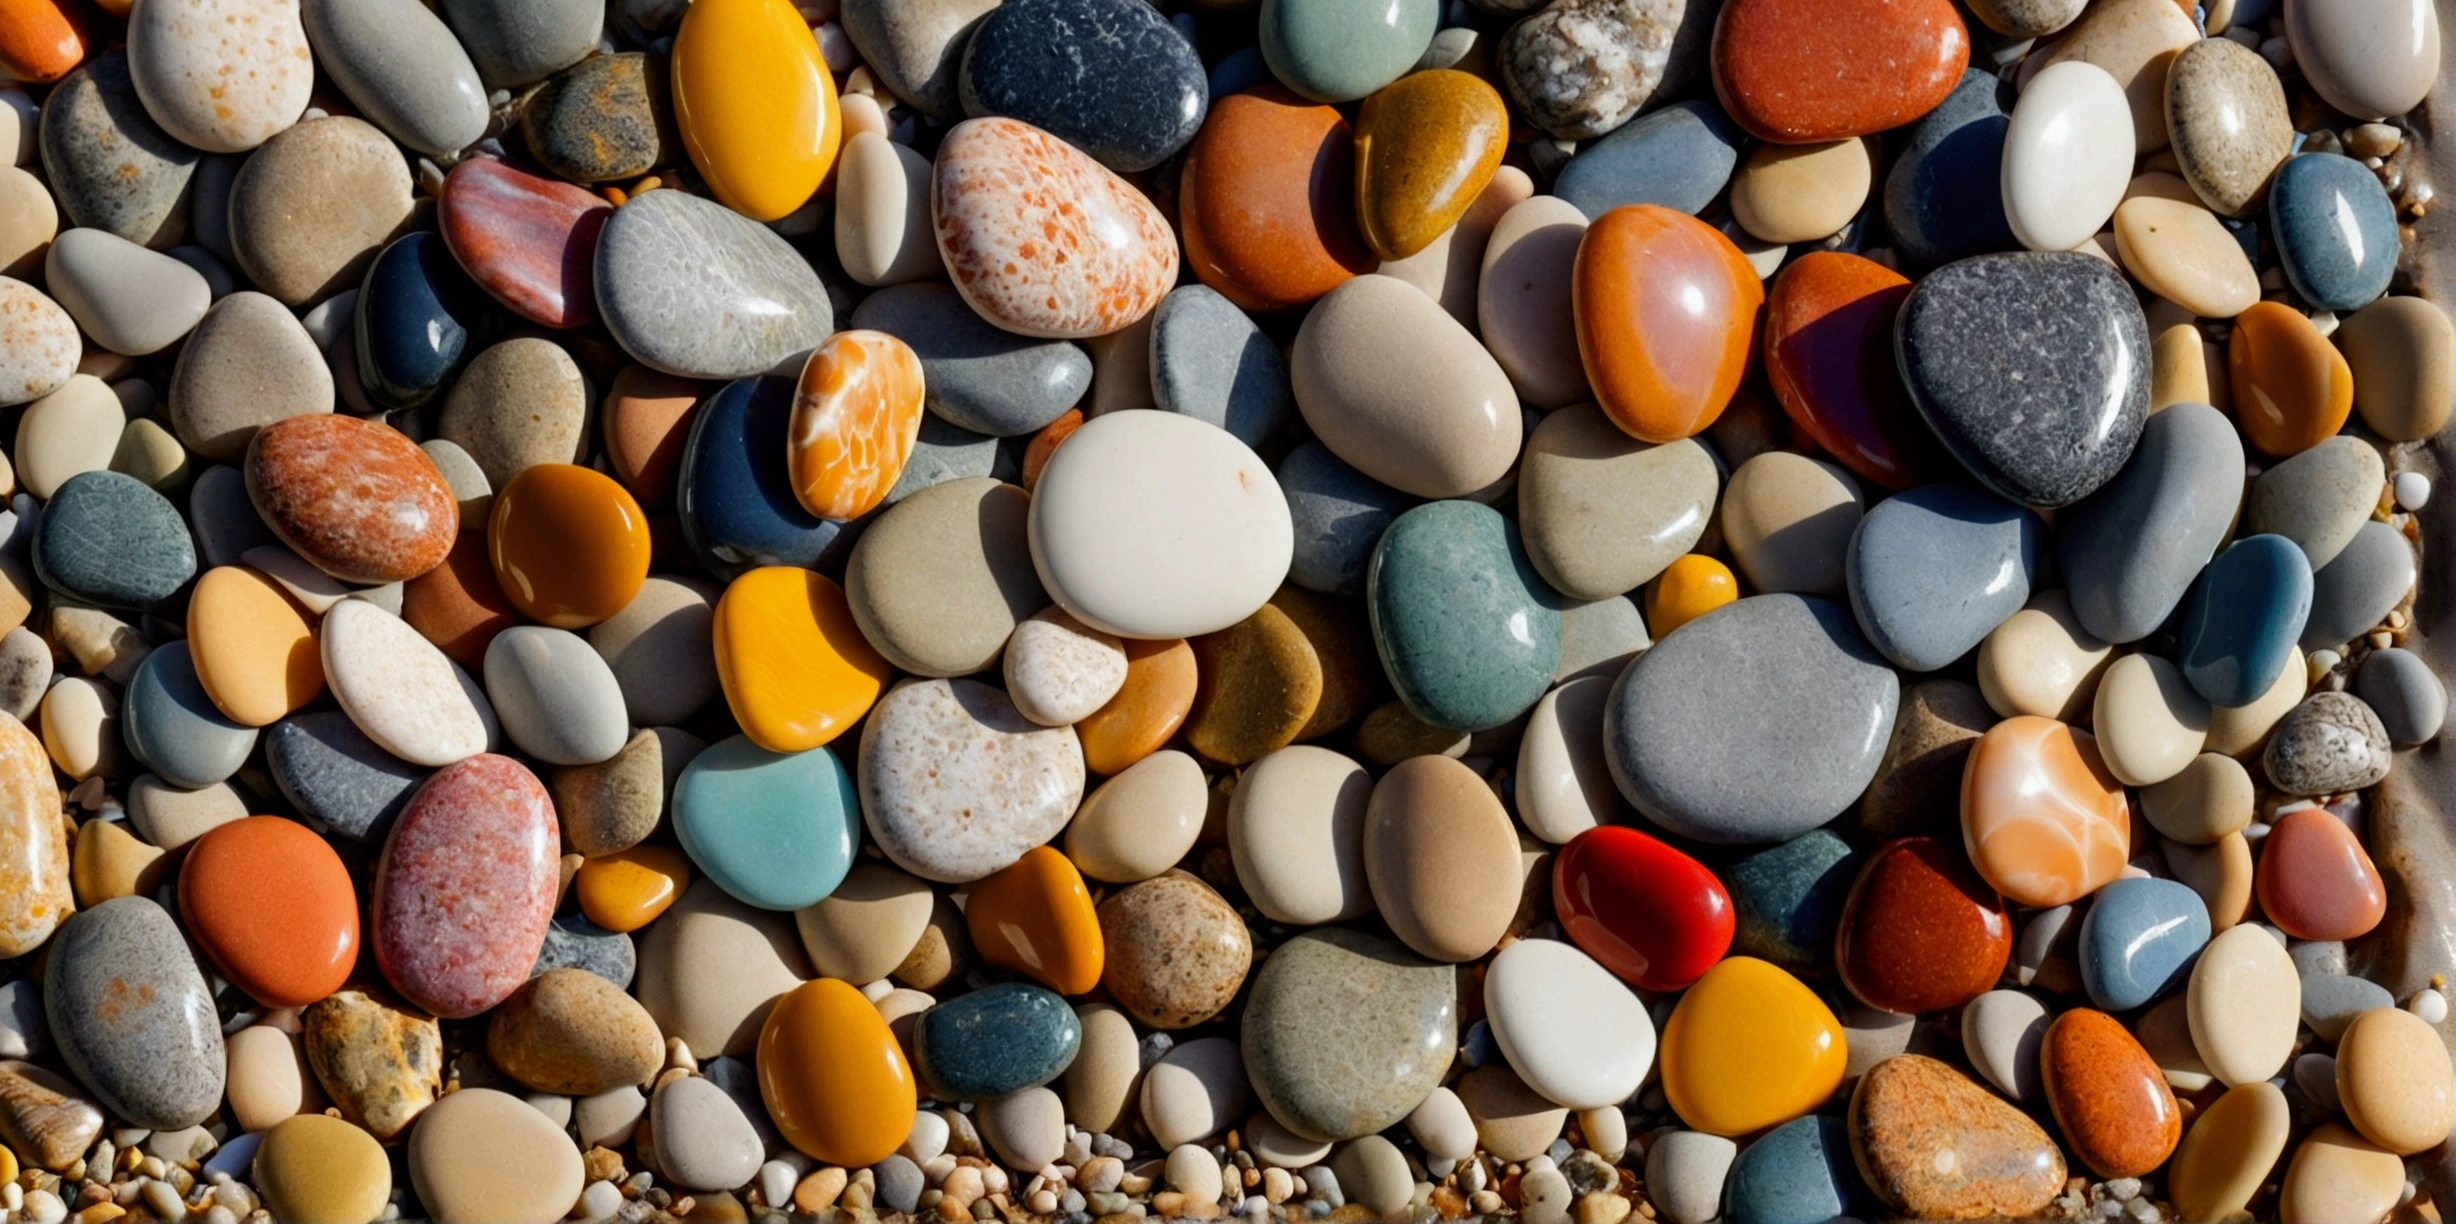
0, 0, 87, 83
710, 566, 892, 753
601, 366, 707, 508
1834, 836, 2012, 1016
1573, 204, 1765, 443
574, 844, 690, 935
401, 530, 523, 669
71, 817, 165, 909
1763, 251, 1935, 491
788, 330, 926, 522
1020, 410, 1084, 493
669, 0, 842, 222
2227, 300, 2355, 458
178, 816, 360, 1009
187, 566, 324, 727
1269, 584, 1378, 741
1179, 87, 1375, 314
758, 977, 916, 1168
964, 845, 1104, 996
487, 463, 652, 629
1646, 555, 1739, 639
1354, 69, 1508, 262
1076, 637, 1199, 776
1185, 603, 1324, 768
2039, 1008, 2183, 1179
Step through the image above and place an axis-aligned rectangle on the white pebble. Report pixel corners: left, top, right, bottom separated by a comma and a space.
1167, 1145, 1226, 1203
904, 1111, 950, 1165
576, 1182, 622, 1224
2309, 649, 2342, 682
2397, 472, 2432, 511
2412, 988, 2450, 1024
24, 1191, 61, 1224
756, 1162, 797, 1211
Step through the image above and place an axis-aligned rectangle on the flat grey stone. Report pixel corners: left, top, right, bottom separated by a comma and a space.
2244, 435, 2384, 570
1149, 285, 1293, 448
2354, 645, 2444, 745
849, 282, 1088, 436
2057, 402, 2244, 645
483, 626, 630, 767
1277, 440, 1416, 599
595, 188, 833, 380
38, 50, 197, 249
1553, 98, 1743, 219
529, 913, 636, 989
2264, 691, 2391, 795
0, 979, 44, 1059
264, 710, 430, 841
1847, 483, 2042, 672
439, 0, 604, 88
304, 0, 491, 156
45, 897, 225, 1129
1606, 594, 1899, 843
0, 627, 51, 723
840, 0, 1000, 120
43, 228, 211, 357
1241, 928, 1457, 1143
2301, 519, 2414, 649
2301, 973, 2392, 1041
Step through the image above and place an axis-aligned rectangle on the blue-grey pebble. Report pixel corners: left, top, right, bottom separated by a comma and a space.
1726, 830, 1859, 977
122, 641, 257, 789
2301, 519, 2415, 648
32, 470, 197, 611
1845, 483, 2042, 672
301, 0, 491, 156
2301, 972, 2393, 1041
2176, 533, 2313, 707
912, 982, 1083, 1101
885, 413, 1000, 504
2353, 646, 2445, 744
264, 710, 430, 842
596, 188, 833, 381
2242, 435, 2384, 570
44, 896, 226, 1129
529, 912, 637, 990
2270, 152, 2398, 312
2290, 938, 2348, 978
38, 49, 198, 249
1209, 46, 1271, 98
188, 465, 280, 568
1552, 100, 1743, 220
1883, 68, 2018, 266
438, 0, 604, 88
1725, 1114, 1861, 1224
2057, 402, 2245, 645
874, 1155, 926, 1214
1606, 594, 1900, 845
483, 625, 631, 766
1278, 441, 1418, 598
850, 283, 1090, 436
2077, 877, 2211, 1012
1149, 285, 1295, 448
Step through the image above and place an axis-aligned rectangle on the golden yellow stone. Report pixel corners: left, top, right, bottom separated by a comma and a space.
1184, 603, 1323, 767
1658, 956, 1846, 1137
1354, 69, 1507, 262
70, 818, 163, 909
575, 845, 691, 934
711, 566, 893, 754
671, 0, 842, 222
254, 1114, 393, 1224
759, 978, 916, 1168
965, 845, 1104, 996
1645, 554, 1739, 639
187, 566, 324, 727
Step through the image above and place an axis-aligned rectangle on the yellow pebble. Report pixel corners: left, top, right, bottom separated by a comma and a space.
965, 845, 1105, 996
759, 979, 915, 1169
187, 566, 325, 727
711, 566, 893, 753
253, 1114, 392, 1224
70, 817, 165, 909
1645, 554, 1739, 639
1658, 956, 1846, 1137
670, 0, 842, 221
575, 845, 692, 934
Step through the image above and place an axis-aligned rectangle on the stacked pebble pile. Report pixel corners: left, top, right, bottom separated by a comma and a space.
0, 0, 2447, 1219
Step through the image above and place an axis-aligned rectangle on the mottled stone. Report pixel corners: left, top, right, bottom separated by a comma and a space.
595, 188, 832, 380
226, 117, 415, 306
124, 0, 313, 153
957, 0, 1205, 172
1368, 500, 1560, 734
2165, 36, 2290, 217
1097, 871, 1251, 1030
858, 679, 1085, 883
37, 51, 196, 248
246, 414, 456, 585
1241, 928, 1455, 1142
1850, 1054, 2064, 1218
2264, 692, 2392, 795
521, 53, 674, 184
373, 755, 560, 1017
931, 117, 1176, 340
45, 897, 224, 1128
1499, 0, 1714, 139
910, 982, 1081, 1101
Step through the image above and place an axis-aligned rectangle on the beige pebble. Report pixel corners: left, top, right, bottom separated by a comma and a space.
2142, 752, 2253, 843
126, 775, 246, 851
1404, 1086, 1477, 1163
889, 893, 969, 991
2278, 1121, 2404, 1224
975, 1086, 1064, 1172
1477, 195, 1588, 409
1361, 755, 1517, 963
2337, 296, 2456, 442
1516, 403, 1717, 602
2204, 653, 2306, 757
111, 418, 188, 490
1228, 744, 1373, 926
1720, 451, 1861, 597
2186, 923, 2298, 1086
2136, 993, 2214, 1094
1514, 677, 1618, 845
420, 438, 493, 526
635, 879, 811, 1057
1139, 1037, 1248, 1151
1730, 137, 1874, 245
2091, 652, 2209, 786
1060, 1002, 1142, 1136
436, 337, 591, 487
1003, 606, 1128, 728
1244, 1110, 1333, 1170
2164, 832, 2253, 931
1165, 1143, 1225, 1205
1064, 748, 1205, 884
833, 131, 942, 288
587, 575, 720, 727
1976, 590, 2114, 721
0, 168, 54, 279
2167, 1081, 2289, 1223
1376, 165, 1530, 330
2112, 196, 2258, 318
407, 1088, 586, 1224
1331, 1134, 1414, 1217
2040, 0, 2199, 151
1455, 1064, 1566, 1164
14, 375, 125, 500
39, 677, 118, 781
2335, 1006, 2456, 1155
792, 862, 933, 985
224, 1023, 324, 1133
2149, 313, 2211, 411
1290, 273, 1522, 501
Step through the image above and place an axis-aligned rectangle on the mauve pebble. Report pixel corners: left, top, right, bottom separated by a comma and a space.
372, 753, 561, 1018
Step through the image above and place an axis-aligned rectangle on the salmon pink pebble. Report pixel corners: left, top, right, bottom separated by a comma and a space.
177, 815, 359, 1009
372, 754, 560, 1018
245, 414, 459, 585
2255, 807, 2387, 941
931, 117, 1178, 340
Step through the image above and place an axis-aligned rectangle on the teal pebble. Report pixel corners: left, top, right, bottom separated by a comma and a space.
1257, 0, 1437, 103
33, 469, 197, 610
123, 640, 257, 789
1726, 830, 1860, 977
1368, 499, 1563, 734
671, 734, 859, 912
912, 981, 1083, 1102
1725, 1114, 1863, 1224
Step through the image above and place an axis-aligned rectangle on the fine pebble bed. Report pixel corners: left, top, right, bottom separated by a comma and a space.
0, 0, 2449, 1222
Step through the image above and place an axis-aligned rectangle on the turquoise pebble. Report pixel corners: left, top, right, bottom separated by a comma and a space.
2077, 877, 2211, 1013
1257, 0, 1436, 103
671, 734, 858, 912
1726, 830, 1860, 977
911, 981, 1083, 1102
1367, 499, 1563, 734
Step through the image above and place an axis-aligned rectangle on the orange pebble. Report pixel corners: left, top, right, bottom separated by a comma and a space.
575, 845, 690, 934
1075, 637, 1198, 776
1646, 555, 1740, 639
0, 0, 86, 83
178, 816, 360, 1010
964, 845, 1104, 996
488, 464, 653, 629
1020, 409, 1084, 492
711, 566, 893, 753
1573, 204, 1764, 443
2227, 300, 2353, 457
403, 530, 522, 668
186, 566, 324, 727
788, 331, 926, 522
759, 978, 916, 1168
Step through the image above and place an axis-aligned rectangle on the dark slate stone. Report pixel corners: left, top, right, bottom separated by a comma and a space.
911, 982, 1083, 1101
2176, 534, 2314, 707
123, 642, 257, 789
528, 912, 637, 990
1882, 68, 2019, 267
1552, 99, 1744, 219
46, 897, 225, 1129
849, 283, 1091, 437
354, 231, 492, 412
33, 470, 197, 611
1895, 251, 2148, 508
1845, 483, 2043, 673
1726, 830, 1860, 977
2269, 152, 2398, 312
676, 374, 862, 580
264, 710, 432, 842
1278, 441, 1417, 598
1149, 285, 1294, 447
958, 0, 1208, 173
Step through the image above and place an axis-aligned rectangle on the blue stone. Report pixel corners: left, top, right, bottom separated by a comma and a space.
264, 711, 429, 842
672, 734, 860, 912
2269, 152, 2398, 312
1368, 500, 1562, 733
850, 283, 1090, 437
353, 230, 491, 411
2177, 534, 2314, 706
1845, 483, 2043, 672
1553, 100, 1744, 220
33, 470, 196, 610
529, 912, 636, 990
885, 413, 999, 505
1209, 46, 1271, 98
1278, 441, 1416, 598
958, 0, 1207, 172
677, 374, 859, 579
122, 641, 256, 789
911, 981, 1083, 1101
2077, 877, 2211, 1012
1726, 830, 1860, 977
1149, 285, 1294, 448
1883, 68, 2019, 266
1725, 1114, 1861, 1224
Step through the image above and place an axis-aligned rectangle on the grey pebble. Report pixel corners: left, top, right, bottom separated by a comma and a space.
303, 0, 491, 156
122, 642, 255, 789
1241, 928, 1456, 1143
874, 1153, 926, 1213
263, 710, 431, 842
0, 978, 45, 1059
595, 188, 833, 381
483, 626, 630, 767
2289, 938, 2348, 978
187, 465, 279, 568
2057, 403, 2244, 645
1845, 482, 2042, 672
1148, 285, 1294, 448
44, 896, 225, 1130
2301, 973, 2393, 1042
2264, 691, 2392, 795
2353, 646, 2444, 745
439, 0, 605, 88
2301, 519, 2414, 649
0, 627, 52, 723
1277, 441, 1417, 599
850, 283, 1089, 437
2244, 436, 2384, 570
38, 50, 197, 249
886, 412, 1000, 505
1552, 98, 1743, 219
529, 913, 637, 990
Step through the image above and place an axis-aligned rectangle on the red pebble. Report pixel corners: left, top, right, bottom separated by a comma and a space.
1834, 836, 2011, 1015
1712, 0, 1970, 144
179, 816, 359, 1009
1763, 252, 1940, 491
1554, 825, 1734, 992
2255, 807, 2386, 941
372, 754, 561, 1019
437, 157, 611, 329
245, 415, 458, 585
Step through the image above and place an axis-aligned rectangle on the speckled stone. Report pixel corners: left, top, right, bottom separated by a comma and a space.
167, 292, 334, 464
37, 50, 196, 248
265, 711, 429, 842
2164, 37, 2290, 217
520, 53, 675, 184
858, 679, 1086, 883
849, 283, 1091, 437
1097, 871, 1251, 1030
299, 989, 442, 1141
1241, 928, 1456, 1143
530, 912, 637, 990
438, 0, 601, 87
1846, 483, 2042, 673
31, 471, 195, 610
2058, 403, 2245, 646
1149, 286, 1294, 449
2244, 435, 2385, 570
1277, 441, 1416, 599
596, 188, 832, 380
373, 754, 561, 1018
910, 982, 1081, 1101
1499, 0, 1714, 139
1898, 251, 2148, 508
1851, 1054, 2065, 1218
45, 897, 224, 1129
2263, 692, 2391, 795
933, 117, 1176, 341
246, 414, 457, 584
125, 0, 314, 153
1367, 500, 1561, 734
1608, 594, 1899, 844
226, 117, 417, 307
2269, 153, 2398, 313
2354, 647, 2444, 744
1725, 1115, 1860, 1224
1725, 830, 1858, 976
1552, 99, 1742, 220
1883, 68, 2018, 265
957, 0, 1206, 173
0, 279, 78, 408
2301, 520, 2414, 649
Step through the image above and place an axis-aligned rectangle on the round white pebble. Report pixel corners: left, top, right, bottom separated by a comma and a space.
1482, 938, 1656, 1111
1165, 1144, 1225, 1203
2397, 471, 2431, 511
2002, 61, 2135, 253
2412, 988, 2450, 1025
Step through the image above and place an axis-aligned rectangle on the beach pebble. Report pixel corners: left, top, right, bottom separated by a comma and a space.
125, 0, 313, 152
226, 117, 415, 307
859, 679, 1084, 883
0, 279, 78, 408
2164, 36, 2291, 218
1519, 405, 1715, 603
1962, 716, 2130, 908
2335, 1006, 2456, 1154
1065, 749, 1205, 883
2258, 806, 2387, 942
1370, 500, 1559, 734
1847, 483, 2040, 671
484, 627, 629, 766
1645, 1131, 1737, 1224
635, 879, 810, 1058
2355, 647, 2445, 744
2168, 1082, 2290, 1223
407, 1088, 585, 1224
2285, 0, 2439, 120
2339, 296, 2456, 442
674, 734, 858, 912
1241, 928, 1455, 1142
1657, 956, 1844, 1137
1483, 938, 1653, 1111
372, 754, 558, 1017
302, 0, 488, 155
43, 229, 209, 356
2278, 1122, 2405, 1224
1294, 274, 1522, 501
2264, 691, 2393, 795
38, 52, 196, 249
597, 188, 832, 379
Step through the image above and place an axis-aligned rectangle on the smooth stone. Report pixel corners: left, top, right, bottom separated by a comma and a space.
1332, 1133, 1414, 1215
248, 414, 455, 584
1554, 100, 1740, 220
253, 1115, 390, 1224
122, 641, 254, 788
791, 862, 932, 983
490, 463, 651, 630
785, 329, 925, 524
2169, 1082, 2290, 1223
2039, 1008, 2182, 1178
372, 754, 558, 1017
2174, 534, 2312, 708
46, 897, 223, 1128
1962, 716, 2130, 907
320, 599, 492, 767
667, 0, 837, 222
2270, 153, 2398, 312
1183, 603, 1321, 765
2229, 299, 2355, 457
0, 628, 44, 723
1257, 0, 1435, 102
2303, 520, 2414, 649
179, 816, 355, 1010
1292, 272, 1522, 500
43, 228, 208, 356
1476, 195, 1588, 411
487, 968, 660, 1097
2036, 0, 2194, 151
1518, 404, 1714, 602
2000, 60, 2133, 252
672, 734, 857, 912
0, 1059, 101, 1171
1860, 678, 1991, 840
596, 188, 831, 380
1725, 1114, 1861, 1224
758, 978, 916, 1168
1884, 68, 2018, 265
1516, 676, 1619, 844
1352, 68, 1505, 262
635, 878, 811, 1057
1963, 990, 2049, 1101
1075, 637, 1198, 776
2077, 876, 2210, 1012
1362, 755, 1522, 962
129, 777, 246, 852
1227, 745, 1373, 925
837, 0, 999, 120
846, 478, 1042, 678
2093, 652, 2212, 787
1723, 830, 1856, 975
2165, 37, 2290, 218
1098, 872, 1250, 1029
2339, 296, 2456, 441
264, 711, 428, 841
167, 292, 333, 463
1897, 250, 2147, 507
1004, 606, 1127, 730
2245, 435, 2385, 570
1849, 1054, 2063, 1218
2265, 691, 2393, 795
302, 0, 487, 155
521, 53, 673, 184
1147, 286, 1293, 449
14, 375, 123, 500
589, 577, 718, 726
1029, 410, 1291, 640
228, 1024, 320, 1133
1062, 1003, 1139, 1135
1240, 928, 1455, 1142
37, 51, 196, 248
597, 365, 701, 508
1483, 938, 1653, 1111
676, 376, 854, 578
1275, 442, 1414, 599
2112, 196, 2260, 318
186, 564, 323, 727
1834, 836, 2011, 1015
910, 982, 1081, 1101
0, 278, 78, 407
1763, 252, 1938, 492
483, 627, 628, 766
1573, 204, 1761, 444
439, 0, 600, 87
299, 989, 443, 1140
70, 817, 165, 910
2143, 752, 2255, 845
1499, 0, 1711, 139
1177, 87, 1371, 314
647, 1075, 761, 1190
2336, 1006, 2456, 1154
1456, 1064, 1566, 1163
1645, 1131, 1737, 1224
1141, 1039, 1245, 1150
1846, 484, 2040, 672
125, 0, 312, 152
2280, 1121, 2404, 1223
40, 676, 120, 782
0, 166, 52, 277
2184, 922, 2298, 1089
2059, 402, 2244, 645
353, 232, 487, 412
406, 1089, 584, 1224
226, 117, 416, 307
834, 131, 941, 289
1658, 957, 1845, 1137
1553, 824, 1733, 993
1365, 500, 1554, 737
850, 283, 1088, 437
1730, 137, 1873, 246
2355, 646, 2445, 744
859, 679, 1084, 883
2256, 805, 2386, 940
32, 471, 193, 609
2285, 0, 2438, 120
1607, 594, 1897, 843
437, 159, 608, 329
932, 117, 1175, 339
2303, 973, 2393, 1041
957, 0, 1203, 172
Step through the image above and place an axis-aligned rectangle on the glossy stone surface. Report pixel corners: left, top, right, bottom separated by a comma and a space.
2304, 519, 2416, 649
910, 982, 1081, 1101
1353, 69, 1506, 262
123, 641, 254, 788
2165, 36, 2291, 218
1836, 837, 2011, 1016
669, 0, 838, 221
677, 375, 856, 578
1884, 68, 2018, 265
1724, 830, 1857, 975
595, 188, 832, 380
1850, 1054, 2064, 1218
2077, 877, 2210, 1012
2039, 1009, 2182, 1179
246, 414, 457, 585
355, 231, 490, 413
2058, 403, 2249, 645
1658, 957, 1845, 1137
179, 816, 357, 1009
1574, 204, 1761, 444
0, 712, 68, 958
46, 897, 223, 1129
301, 0, 487, 156
2228, 300, 2354, 458
712, 567, 891, 754
1554, 825, 1734, 993
2257, 806, 2386, 940
1764, 252, 1934, 491
2270, 152, 2398, 312
957, 0, 1205, 173
758, 978, 915, 1168
1240, 928, 1455, 1142
673, 735, 858, 912
786, 330, 924, 523
486, 463, 650, 631
31, 470, 195, 610
372, 754, 559, 1018
1256, 0, 1434, 103
1961, 716, 2129, 908
1178, 88, 1371, 314
932, 117, 1176, 340
1847, 483, 2041, 673
1710, 0, 1968, 142
2176, 534, 2314, 707
1366, 500, 1559, 734
1554, 100, 1742, 220
437, 157, 608, 329
1726, 1115, 1859, 1224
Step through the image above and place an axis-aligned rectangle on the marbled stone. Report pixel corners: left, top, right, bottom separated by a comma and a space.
596, 188, 832, 380
1499, 0, 1713, 139
438, 157, 609, 329
520, 53, 674, 184
246, 414, 457, 585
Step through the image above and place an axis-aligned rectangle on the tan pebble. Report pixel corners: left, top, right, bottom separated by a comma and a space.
2150, 314, 2211, 410
1516, 403, 1718, 602
1245, 1110, 1333, 1170
2142, 752, 2254, 843
1514, 676, 1619, 845
2040, 0, 2199, 151
1477, 195, 1589, 410
1860, 678, 1993, 841
68, 817, 164, 908
407, 1088, 585, 1224
1363, 754, 1519, 964
1353, 698, 1470, 767
1084, 310, 1156, 416
1228, 744, 1373, 925
126, 775, 245, 852
1060, 1003, 1141, 1136
1730, 138, 1874, 245
1003, 606, 1127, 728
550, 726, 680, 859
1290, 274, 1522, 501
420, 438, 493, 526
2136, 993, 2214, 1094
635, 879, 812, 1057
1454, 1064, 1566, 1163
224, 1023, 323, 1134
2091, 653, 2209, 786
13, 375, 123, 500
791, 862, 934, 984
0, 168, 54, 280
2278, 1121, 2403, 1224
39, 678, 118, 781
300, 990, 442, 1142
2337, 296, 2456, 442
2113, 197, 2259, 318
486, 968, 665, 1097
1098, 871, 1252, 1030
833, 132, 942, 288
1064, 749, 1205, 883
1139, 1037, 1248, 1150
587, 575, 720, 727
2185, 923, 2298, 1086
1977, 590, 2114, 721
2164, 832, 2254, 931
2335, 1006, 2456, 1154
2204, 652, 2306, 757
1720, 451, 1862, 597
109, 418, 187, 490
2168, 1081, 2289, 1223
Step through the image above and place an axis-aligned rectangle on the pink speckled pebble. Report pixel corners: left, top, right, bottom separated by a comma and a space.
373, 753, 560, 1018
931, 117, 1178, 340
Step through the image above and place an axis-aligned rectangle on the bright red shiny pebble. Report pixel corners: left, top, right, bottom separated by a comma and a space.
1834, 836, 2012, 1015
1553, 825, 1734, 993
